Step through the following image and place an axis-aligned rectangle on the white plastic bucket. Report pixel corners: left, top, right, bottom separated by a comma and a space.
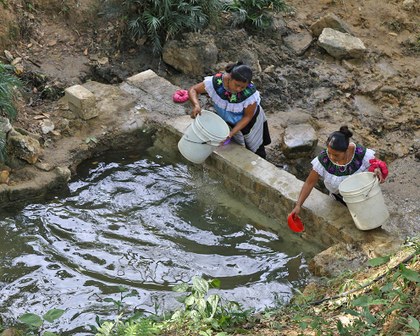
338, 172, 389, 230
178, 110, 229, 164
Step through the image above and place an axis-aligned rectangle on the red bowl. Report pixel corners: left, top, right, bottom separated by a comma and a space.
288, 213, 304, 232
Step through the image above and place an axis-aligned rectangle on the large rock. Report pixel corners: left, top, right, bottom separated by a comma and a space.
309, 243, 368, 277
7, 130, 43, 164
283, 31, 313, 56
0, 117, 12, 134
281, 124, 318, 158
310, 13, 353, 37
162, 36, 218, 76
318, 28, 366, 59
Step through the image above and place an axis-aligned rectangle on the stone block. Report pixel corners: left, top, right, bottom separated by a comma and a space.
126, 69, 158, 86
65, 85, 98, 120
318, 28, 366, 59
282, 123, 318, 158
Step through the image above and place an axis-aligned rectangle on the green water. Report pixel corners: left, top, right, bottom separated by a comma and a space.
0, 146, 322, 334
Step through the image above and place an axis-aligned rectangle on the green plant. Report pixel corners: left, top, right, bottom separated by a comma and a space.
225, 0, 288, 31
95, 314, 162, 336
283, 240, 420, 336
18, 308, 65, 335
166, 276, 250, 334
122, 0, 222, 54
103, 286, 139, 314
94, 286, 163, 336
0, 62, 22, 162
0, 62, 21, 121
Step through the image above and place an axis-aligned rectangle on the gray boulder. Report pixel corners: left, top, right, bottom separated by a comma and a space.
162, 35, 218, 76
310, 13, 353, 37
318, 28, 366, 59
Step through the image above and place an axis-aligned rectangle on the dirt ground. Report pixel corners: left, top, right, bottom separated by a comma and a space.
0, 0, 419, 240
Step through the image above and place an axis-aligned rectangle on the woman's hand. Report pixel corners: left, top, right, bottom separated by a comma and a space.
368, 158, 388, 183
290, 204, 301, 218
373, 167, 385, 183
191, 105, 201, 119
188, 82, 206, 119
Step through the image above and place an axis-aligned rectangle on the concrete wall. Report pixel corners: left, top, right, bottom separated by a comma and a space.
125, 69, 402, 261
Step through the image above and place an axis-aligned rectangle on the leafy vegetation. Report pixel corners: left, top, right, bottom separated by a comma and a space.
121, 0, 223, 54
17, 308, 65, 336
164, 276, 250, 335
0, 62, 22, 162
92, 276, 250, 336
264, 239, 420, 336
225, 0, 288, 31
0, 62, 21, 121
115, 0, 288, 54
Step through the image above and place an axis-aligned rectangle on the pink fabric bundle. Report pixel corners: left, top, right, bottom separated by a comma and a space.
172, 89, 189, 103
368, 159, 389, 179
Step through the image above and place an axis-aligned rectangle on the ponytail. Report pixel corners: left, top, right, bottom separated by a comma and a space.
327, 125, 353, 152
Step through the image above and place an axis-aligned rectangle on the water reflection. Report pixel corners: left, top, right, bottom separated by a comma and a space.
0, 148, 321, 333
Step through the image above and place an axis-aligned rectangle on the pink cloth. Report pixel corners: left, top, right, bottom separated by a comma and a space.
172, 90, 189, 103
368, 159, 389, 179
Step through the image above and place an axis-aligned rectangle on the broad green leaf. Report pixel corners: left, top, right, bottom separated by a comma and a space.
401, 266, 420, 283
196, 297, 207, 314
381, 282, 394, 293
368, 299, 388, 305
407, 315, 420, 332
43, 309, 65, 323
171, 310, 182, 320
173, 283, 189, 292
210, 278, 221, 288
364, 308, 377, 324
351, 295, 370, 307
103, 298, 115, 302
192, 276, 209, 295
19, 313, 43, 328
343, 308, 361, 316
207, 294, 220, 317
185, 295, 195, 306
352, 295, 388, 307
117, 286, 129, 292
367, 256, 390, 267
44, 332, 58, 336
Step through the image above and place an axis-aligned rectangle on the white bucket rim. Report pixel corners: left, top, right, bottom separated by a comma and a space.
339, 172, 377, 194
196, 110, 230, 140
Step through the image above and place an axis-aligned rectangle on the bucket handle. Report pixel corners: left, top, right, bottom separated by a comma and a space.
363, 176, 378, 198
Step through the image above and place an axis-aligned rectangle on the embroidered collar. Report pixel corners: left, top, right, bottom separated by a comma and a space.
318, 144, 367, 176
213, 73, 257, 104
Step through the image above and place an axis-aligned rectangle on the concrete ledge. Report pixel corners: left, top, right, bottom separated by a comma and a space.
164, 115, 402, 257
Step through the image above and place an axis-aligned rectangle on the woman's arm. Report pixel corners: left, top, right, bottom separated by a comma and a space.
228, 102, 256, 138
290, 169, 320, 217
188, 82, 206, 118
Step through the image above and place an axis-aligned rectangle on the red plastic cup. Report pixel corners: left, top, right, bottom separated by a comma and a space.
288, 213, 304, 232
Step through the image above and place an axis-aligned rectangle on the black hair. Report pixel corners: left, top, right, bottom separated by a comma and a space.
225, 61, 253, 83
326, 126, 353, 152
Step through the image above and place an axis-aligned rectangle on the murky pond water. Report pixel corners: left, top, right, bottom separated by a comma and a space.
0, 144, 322, 334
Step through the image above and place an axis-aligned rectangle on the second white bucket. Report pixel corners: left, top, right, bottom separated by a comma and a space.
178, 110, 230, 164
338, 172, 389, 230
